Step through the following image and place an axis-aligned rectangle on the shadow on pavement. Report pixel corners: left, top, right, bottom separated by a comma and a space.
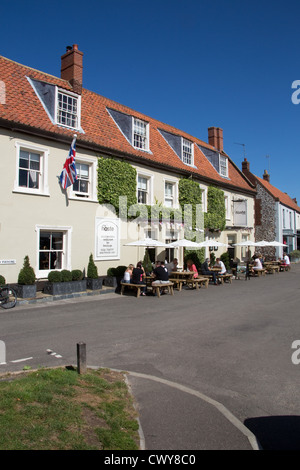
245, 416, 300, 450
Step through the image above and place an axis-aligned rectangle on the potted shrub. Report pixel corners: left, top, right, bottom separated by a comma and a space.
44, 269, 87, 296
103, 265, 127, 288
290, 250, 300, 263
0, 275, 6, 286
16, 256, 36, 298
86, 254, 102, 290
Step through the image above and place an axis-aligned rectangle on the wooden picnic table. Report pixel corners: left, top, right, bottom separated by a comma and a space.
169, 271, 194, 290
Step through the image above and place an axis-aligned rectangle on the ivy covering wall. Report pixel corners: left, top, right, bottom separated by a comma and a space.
178, 178, 203, 231
204, 186, 226, 231
97, 157, 137, 215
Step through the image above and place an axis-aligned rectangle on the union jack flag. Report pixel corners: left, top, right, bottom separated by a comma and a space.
59, 135, 78, 189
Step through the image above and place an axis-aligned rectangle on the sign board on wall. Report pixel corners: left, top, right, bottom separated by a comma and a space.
233, 200, 247, 226
95, 218, 120, 260
0, 260, 16, 265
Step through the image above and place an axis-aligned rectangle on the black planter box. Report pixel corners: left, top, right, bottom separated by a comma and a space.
43, 279, 87, 296
103, 276, 118, 288
15, 284, 37, 299
86, 277, 103, 290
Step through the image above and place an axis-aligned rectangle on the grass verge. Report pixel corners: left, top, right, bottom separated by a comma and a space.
0, 367, 140, 450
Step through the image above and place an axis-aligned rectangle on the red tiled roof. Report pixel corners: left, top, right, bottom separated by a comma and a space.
257, 176, 300, 213
0, 55, 254, 194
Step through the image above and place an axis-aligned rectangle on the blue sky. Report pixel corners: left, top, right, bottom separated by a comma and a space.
1, 0, 300, 204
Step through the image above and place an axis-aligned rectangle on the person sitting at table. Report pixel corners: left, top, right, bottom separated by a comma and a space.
282, 253, 290, 266
122, 264, 134, 283
131, 261, 147, 295
167, 258, 178, 274
201, 258, 218, 285
251, 253, 263, 273
186, 259, 198, 278
152, 261, 170, 294
152, 261, 169, 284
214, 258, 226, 275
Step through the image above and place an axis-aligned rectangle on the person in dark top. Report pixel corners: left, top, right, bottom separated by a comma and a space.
131, 261, 146, 295
201, 258, 218, 285
152, 261, 169, 283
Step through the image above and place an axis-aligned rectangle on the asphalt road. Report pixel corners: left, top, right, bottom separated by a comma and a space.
1, 265, 300, 450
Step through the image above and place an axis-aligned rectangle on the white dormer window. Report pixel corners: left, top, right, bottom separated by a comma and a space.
182, 138, 193, 165
133, 118, 149, 150
219, 155, 228, 177
56, 89, 81, 129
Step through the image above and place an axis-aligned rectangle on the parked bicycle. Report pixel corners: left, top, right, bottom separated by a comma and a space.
0, 286, 17, 309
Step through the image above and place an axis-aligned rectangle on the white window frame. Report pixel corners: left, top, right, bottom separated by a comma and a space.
219, 155, 228, 177
164, 179, 178, 208
137, 172, 153, 205
35, 225, 72, 278
132, 118, 149, 151
14, 141, 49, 196
182, 138, 194, 166
199, 185, 207, 213
224, 193, 231, 220
68, 156, 98, 202
55, 87, 81, 130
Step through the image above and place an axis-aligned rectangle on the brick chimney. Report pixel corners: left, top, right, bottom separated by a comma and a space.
208, 127, 223, 152
241, 158, 256, 185
293, 197, 298, 204
263, 169, 270, 182
61, 44, 83, 95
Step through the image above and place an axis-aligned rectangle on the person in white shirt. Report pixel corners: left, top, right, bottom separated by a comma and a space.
252, 254, 263, 271
214, 258, 226, 275
283, 254, 290, 265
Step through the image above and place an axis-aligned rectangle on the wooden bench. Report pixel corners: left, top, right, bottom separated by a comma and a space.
169, 278, 184, 291
251, 269, 266, 277
151, 282, 174, 297
217, 273, 233, 284
265, 265, 280, 274
120, 282, 146, 298
185, 277, 209, 289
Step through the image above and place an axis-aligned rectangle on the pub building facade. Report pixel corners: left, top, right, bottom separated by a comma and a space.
0, 45, 256, 283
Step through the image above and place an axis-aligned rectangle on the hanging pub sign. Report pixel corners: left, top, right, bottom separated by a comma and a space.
233, 200, 247, 226
95, 218, 120, 260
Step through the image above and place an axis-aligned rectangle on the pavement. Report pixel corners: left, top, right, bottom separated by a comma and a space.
9, 281, 264, 451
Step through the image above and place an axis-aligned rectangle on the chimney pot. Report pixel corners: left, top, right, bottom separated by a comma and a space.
263, 169, 270, 182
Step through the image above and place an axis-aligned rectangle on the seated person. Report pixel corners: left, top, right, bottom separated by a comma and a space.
283, 253, 290, 266
201, 258, 218, 285
186, 259, 198, 278
131, 262, 147, 295
122, 264, 134, 283
167, 258, 178, 274
252, 254, 263, 272
152, 261, 169, 284
214, 258, 226, 275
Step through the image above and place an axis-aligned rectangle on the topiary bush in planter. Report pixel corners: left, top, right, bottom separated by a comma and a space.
0, 275, 6, 286
44, 269, 86, 296
16, 256, 36, 298
86, 254, 102, 290
104, 265, 127, 289
290, 250, 300, 262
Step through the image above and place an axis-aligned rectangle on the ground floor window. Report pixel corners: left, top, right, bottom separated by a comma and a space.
39, 231, 63, 270
36, 226, 72, 276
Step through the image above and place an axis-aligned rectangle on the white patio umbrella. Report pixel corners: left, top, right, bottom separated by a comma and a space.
167, 238, 202, 249
254, 240, 270, 247
232, 240, 257, 247
124, 238, 168, 248
198, 240, 231, 248
262, 241, 287, 247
